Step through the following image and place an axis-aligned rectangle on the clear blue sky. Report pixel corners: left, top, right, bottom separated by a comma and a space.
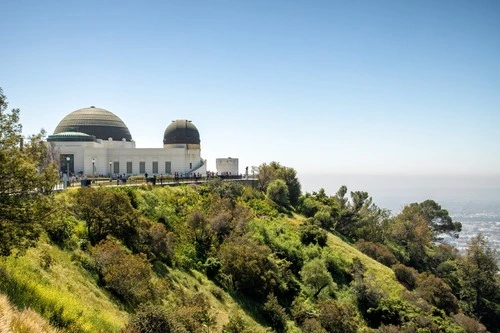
1, 0, 499, 176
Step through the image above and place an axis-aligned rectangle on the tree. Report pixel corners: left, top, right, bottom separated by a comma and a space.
91, 239, 155, 307
300, 258, 333, 298
266, 179, 290, 207
0, 88, 59, 256
257, 162, 301, 206
75, 187, 139, 247
457, 234, 500, 332
409, 200, 462, 238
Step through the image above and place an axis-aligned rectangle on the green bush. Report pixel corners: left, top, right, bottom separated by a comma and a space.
263, 294, 288, 333
318, 300, 359, 333
91, 240, 155, 307
356, 240, 398, 267
222, 313, 251, 333
45, 216, 77, 247
127, 304, 186, 333
392, 264, 418, 291
299, 221, 327, 247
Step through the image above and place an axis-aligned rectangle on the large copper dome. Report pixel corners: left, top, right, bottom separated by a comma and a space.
163, 119, 200, 145
54, 106, 132, 141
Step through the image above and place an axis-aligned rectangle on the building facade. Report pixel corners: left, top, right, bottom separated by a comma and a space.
47, 106, 206, 177
216, 157, 239, 176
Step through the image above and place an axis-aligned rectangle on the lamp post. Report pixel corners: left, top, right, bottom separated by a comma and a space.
92, 158, 95, 182
109, 161, 112, 180
66, 156, 70, 187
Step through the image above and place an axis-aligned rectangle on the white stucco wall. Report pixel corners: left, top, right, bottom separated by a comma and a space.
216, 158, 239, 175
50, 139, 205, 177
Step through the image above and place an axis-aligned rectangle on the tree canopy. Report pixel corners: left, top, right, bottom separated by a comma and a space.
0, 88, 58, 256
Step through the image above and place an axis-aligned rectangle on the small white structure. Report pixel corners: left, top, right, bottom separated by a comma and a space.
216, 157, 239, 176
47, 107, 206, 177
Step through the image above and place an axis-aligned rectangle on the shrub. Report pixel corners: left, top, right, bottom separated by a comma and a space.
318, 300, 359, 333
45, 216, 77, 247
392, 264, 418, 291
299, 221, 327, 247
91, 240, 154, 307
314, 209, 334, 230
266, 179, 290, 207
453, 313, 487, 333
301, 318, 327, 333
263, 294, 288, 333
356, 240, 398, 267
416, 273, 459, 315
127, 304, 186, 333
222, 313, 251, 333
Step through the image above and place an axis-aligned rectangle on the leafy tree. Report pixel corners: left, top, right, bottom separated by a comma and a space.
385, 205, 432, 269
318, 300, 359, 333
258, 162, 301, 206
262, 293, 288, 333
457, 234, 500, 332
218, 235, 284, 299
0, 88, 59, 256
186, 210, 213, 260
300, 258, 334, 298
416, 273, 459, 315
266, 179, 290, 207
408, 200, 462, 238
74, 187, 139, 247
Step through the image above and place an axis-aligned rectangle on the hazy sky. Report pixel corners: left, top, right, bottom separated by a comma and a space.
1, 0, 499, 176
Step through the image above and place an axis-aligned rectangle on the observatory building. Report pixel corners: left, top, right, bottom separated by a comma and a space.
47, 106, 206, 177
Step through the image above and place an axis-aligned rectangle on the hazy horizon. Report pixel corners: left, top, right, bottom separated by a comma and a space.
299, 173, 500, 213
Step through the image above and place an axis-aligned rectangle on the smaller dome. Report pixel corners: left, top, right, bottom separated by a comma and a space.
163, 120, 200, 145
47, 132, 96, 142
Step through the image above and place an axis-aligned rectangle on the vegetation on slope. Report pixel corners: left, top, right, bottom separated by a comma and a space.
1, 88, 499, 332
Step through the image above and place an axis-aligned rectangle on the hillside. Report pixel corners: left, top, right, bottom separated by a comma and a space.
1, 179, 498, 333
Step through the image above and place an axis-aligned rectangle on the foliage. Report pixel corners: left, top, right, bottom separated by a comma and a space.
318, 300, 359, 333
127, 304, 186, 333
408, 200, 462, 237
75, 187, 139, 247
300, 258, 334, 298
356, 240, 398, 267
258, 161, 301, 206
416, 273, 459, 315
262, 293, 288, 333
392, 264, 418, 291
91, 239, 155, 307
266, 179, 290, 207
222, 312, 252, 333
218, 235, 281, 299
457, 234, 500, 332
0, 88, 59, 256
45, 215, 78, 248
299, 220, 328, 247
385, 205, 433, 269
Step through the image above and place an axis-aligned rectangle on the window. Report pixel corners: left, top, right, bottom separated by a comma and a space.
152, 161, 158, 174
126, 161, 132, 174
113, 161, 120, 174
139, 161, 145, 174
189, 162, 192, 169
165, 161, 171, 174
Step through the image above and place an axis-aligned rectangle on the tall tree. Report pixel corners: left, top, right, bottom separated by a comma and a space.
257, 161, 301, 206
457, 234, 500, 332
409, 200, 462, 238
0, 88, 58, 256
